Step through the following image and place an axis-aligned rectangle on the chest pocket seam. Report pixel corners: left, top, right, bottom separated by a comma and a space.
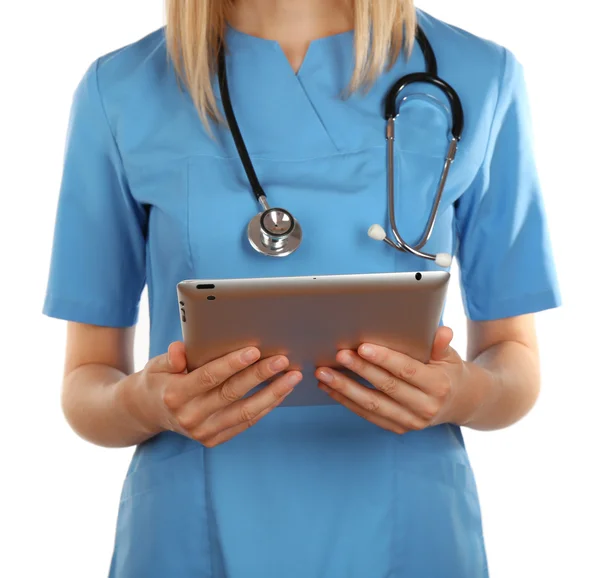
185, 159, 195, 277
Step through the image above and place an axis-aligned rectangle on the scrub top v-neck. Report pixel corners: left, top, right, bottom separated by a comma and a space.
43, 10, 561, 578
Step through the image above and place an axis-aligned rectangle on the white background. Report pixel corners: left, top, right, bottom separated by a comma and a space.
1, 1, 598, 576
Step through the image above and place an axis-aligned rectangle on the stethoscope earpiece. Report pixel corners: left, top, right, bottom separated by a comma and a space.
434, 253, 452, 268
368, 224, 387, 242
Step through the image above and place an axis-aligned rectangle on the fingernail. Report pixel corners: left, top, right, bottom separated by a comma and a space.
167, 349, 172, 365
338, 351, 353, 366
286, 372, 302, 387
270, 357, 288, 372
317, 369, 333, 384
242, 348, 259, 363
360, 345, 375, 359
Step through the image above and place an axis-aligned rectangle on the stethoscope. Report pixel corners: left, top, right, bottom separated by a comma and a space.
217, 25, 464, 266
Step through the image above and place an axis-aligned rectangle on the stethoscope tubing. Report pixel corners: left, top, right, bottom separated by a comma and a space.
218, 47, 267, 204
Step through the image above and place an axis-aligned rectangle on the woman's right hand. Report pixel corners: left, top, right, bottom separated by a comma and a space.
124, 342, 302, 447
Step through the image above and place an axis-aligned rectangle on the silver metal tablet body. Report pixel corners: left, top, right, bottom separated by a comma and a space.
177, 271, 450, 407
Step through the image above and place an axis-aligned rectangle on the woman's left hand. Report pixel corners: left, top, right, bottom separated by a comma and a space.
315, 327, 470, 433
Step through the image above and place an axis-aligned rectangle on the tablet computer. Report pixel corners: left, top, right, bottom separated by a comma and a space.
177, 271, 450, 407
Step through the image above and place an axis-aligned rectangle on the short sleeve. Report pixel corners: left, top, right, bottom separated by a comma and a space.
43, 60, 147, 327
455, 49, 561, 321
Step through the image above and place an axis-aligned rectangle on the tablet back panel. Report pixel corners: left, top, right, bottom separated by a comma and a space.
177, 271, 449, 406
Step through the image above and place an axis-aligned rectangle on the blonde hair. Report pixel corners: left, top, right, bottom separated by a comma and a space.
166, 0, 416, 128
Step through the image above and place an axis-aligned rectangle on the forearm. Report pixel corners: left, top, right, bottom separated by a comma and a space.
62, 364, 157, 448
455, 341, 541, 431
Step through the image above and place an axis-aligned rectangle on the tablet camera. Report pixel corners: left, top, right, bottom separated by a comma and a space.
415, 272, 422, 281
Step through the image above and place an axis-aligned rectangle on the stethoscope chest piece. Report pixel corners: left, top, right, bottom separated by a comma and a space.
248, 207, 303, 257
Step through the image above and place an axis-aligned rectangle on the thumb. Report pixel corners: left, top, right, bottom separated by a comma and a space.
430, 326, 457, 363
148, 341, 187, 374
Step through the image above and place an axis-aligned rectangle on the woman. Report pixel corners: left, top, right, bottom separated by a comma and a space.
44, 0, 560, 576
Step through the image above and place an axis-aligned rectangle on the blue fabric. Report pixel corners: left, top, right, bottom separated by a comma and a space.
44, 10, 560, 578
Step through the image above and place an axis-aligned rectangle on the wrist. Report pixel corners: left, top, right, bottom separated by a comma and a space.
116, 371, 165, 439
450, 361, 498, 427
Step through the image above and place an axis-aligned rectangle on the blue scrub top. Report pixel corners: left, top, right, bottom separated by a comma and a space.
44, 10, 560, 578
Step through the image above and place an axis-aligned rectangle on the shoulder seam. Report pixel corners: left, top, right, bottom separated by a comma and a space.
475, 46, 509, 182
92, 59, 130, 178
454, 46, 508, 248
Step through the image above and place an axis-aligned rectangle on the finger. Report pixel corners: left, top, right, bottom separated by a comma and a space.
335, 350, 437, 420
318, 384, 410, 435
189, 371, 302, 442
146, 341, 187, 374
175, 355, 291, 427
430, 326, 455, 362
200, 386, 294, 448
315, 368, 429, 431
170, 347, 262, 407
355, 344, 431, 390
